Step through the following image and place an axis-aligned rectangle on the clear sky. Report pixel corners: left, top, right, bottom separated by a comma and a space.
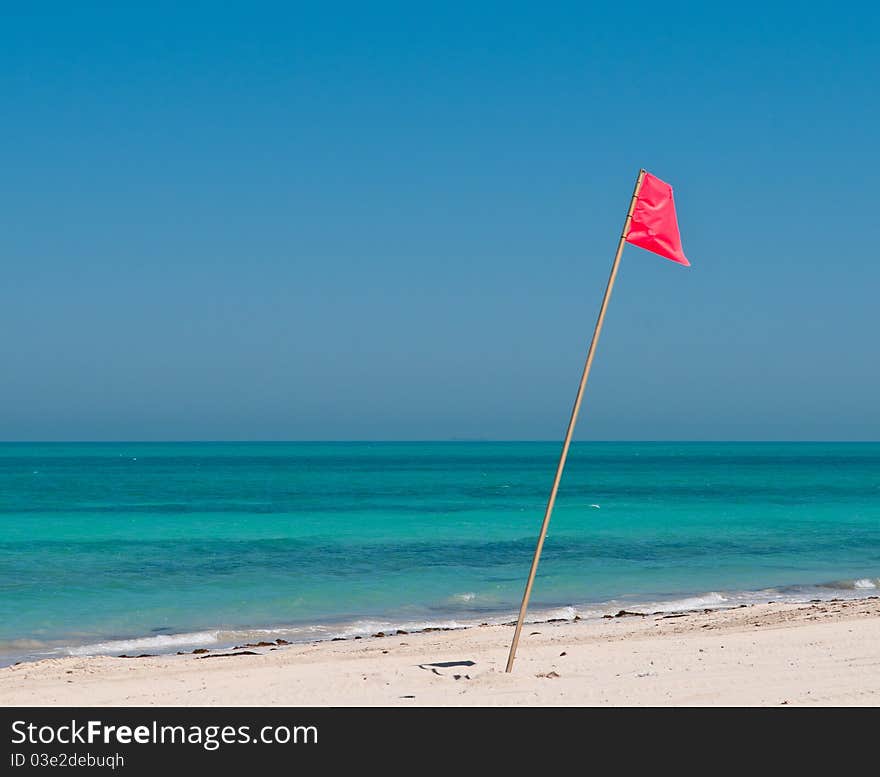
2, 2, 877, 441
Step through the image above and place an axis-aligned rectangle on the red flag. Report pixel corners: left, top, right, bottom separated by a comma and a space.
625, 172, 690, 266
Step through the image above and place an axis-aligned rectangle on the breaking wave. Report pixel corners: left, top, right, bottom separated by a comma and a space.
65, 631, 222, 656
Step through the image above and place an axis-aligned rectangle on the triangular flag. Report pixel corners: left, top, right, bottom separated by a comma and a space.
625, 172, 690, 266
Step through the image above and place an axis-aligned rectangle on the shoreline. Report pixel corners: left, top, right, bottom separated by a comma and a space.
4, 580, 878, 669
3, 595, 879, 706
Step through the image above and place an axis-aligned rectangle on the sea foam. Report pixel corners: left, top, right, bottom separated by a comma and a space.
64, 631, 222, 657
634, 592, 729, 613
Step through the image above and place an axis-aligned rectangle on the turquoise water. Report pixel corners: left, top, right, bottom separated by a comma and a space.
1, 442, 879, 664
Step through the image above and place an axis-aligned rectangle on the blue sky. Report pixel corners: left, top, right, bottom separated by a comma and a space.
2, 2, 877, 440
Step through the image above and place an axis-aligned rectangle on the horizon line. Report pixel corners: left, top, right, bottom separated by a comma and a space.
0, 439, 878, 445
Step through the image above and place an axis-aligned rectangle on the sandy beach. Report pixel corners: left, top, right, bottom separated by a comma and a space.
2, 597, 879, 706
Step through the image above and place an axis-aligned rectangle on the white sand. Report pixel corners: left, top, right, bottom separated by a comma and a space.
2, 597, 879, 706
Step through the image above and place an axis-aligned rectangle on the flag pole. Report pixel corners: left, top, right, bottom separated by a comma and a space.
505, 168, 647, 673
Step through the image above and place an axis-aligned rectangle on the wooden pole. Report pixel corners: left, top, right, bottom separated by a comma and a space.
505, 168, 646, 673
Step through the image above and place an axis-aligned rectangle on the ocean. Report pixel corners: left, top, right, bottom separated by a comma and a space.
1, 441, 878, 665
